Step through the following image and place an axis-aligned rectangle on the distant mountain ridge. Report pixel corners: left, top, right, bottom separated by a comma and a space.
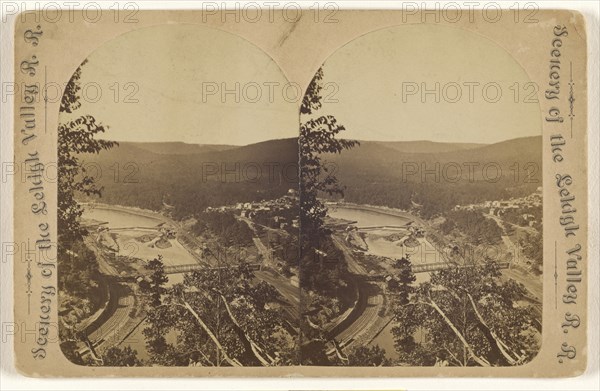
325, 135, 542, 218
119, 141, 237, 155
111, 136, 536, 158
97, 136, 541, 181
83, 135, 541, 218
329, 135, 541, 163
370, 140, 485, 154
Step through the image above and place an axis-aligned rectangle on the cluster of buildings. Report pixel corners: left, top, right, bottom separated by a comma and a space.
453, 187, 542, 228
454, 188, 541, 213
206, 189, 300, 229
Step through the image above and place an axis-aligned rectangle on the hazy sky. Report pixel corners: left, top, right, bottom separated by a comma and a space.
64, 23, 541, 146
66, 24, 297, 145
318, 24, 542, 144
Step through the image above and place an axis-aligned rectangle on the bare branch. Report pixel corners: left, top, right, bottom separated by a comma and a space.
464, 292, 522, 365
426, 292, 491, 367
444, 345, 464, 367
217, 292, 274, 366
176, 301, 242, 367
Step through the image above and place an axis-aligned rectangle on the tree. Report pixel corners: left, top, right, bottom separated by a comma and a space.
298, 67, 358, 291
102, 346, 143, 367
347, 345, 390, 366
139, 256, 169, 307
57, 60, 118, 362
391, 262, 539, 366
298, 67, 359, 364
141, 262, 296, 366
519, 231, 543, 274
58, 59, 117, 246
299, 67, 359, 245
390, 257, 416, 305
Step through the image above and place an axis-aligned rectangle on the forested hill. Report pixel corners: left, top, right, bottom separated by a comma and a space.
332, 136, 540, 166
326, 136, 542, 218
80, 138, 299, 219
125, 142, 236, 155
80, 135, 541, 220
370, 140, 485, 154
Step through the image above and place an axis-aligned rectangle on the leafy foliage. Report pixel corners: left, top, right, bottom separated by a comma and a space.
391, 262, 540, 366
192, 211, 254, 247
439, 210, 503, 245
57, 60, 117, 351
102, 346, 143, 367
141, 262, 297, 366
347, 345, 390, 366
518, 231, 543, 274
297, 67, 360, 363
298, 67, 357, 294
58, 59, 117, 245
139, 256, 169, 307
388, 257, 416, 305
299, 67, 359, 243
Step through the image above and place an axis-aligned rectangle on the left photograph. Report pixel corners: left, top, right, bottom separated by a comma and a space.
57, 24, 301, 366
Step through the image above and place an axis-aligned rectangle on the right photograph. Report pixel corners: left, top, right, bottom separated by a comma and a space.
298, 24, 543, 367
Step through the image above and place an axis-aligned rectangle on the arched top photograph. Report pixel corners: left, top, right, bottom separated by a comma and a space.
298, 23, 543, 367
56, 23, 301, 367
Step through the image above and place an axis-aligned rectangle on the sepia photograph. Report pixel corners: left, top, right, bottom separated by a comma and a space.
56, 22, 543, 367
7, 5, 593, 382
298, 24, 543, 366
57, 24, 301, 366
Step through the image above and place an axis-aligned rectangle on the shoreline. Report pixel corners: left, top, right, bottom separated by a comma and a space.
327, 201, 427, 226
80, 202, 174, 225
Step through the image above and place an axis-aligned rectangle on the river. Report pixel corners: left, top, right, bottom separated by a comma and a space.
328, 205, 412, 228
328, 205, 444, 268
82, 205, 198, 286
81, 205, 201, 357
82, 206, 164, 229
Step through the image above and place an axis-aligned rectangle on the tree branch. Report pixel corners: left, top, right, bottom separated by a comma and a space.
176, 301, 242, 367
442, 344, 464, 367
216, 292, 274, 366
464, 291, 522, 365
426, 292, 490, 367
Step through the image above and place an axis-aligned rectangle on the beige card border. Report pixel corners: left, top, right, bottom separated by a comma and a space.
12, 9, 588, 377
